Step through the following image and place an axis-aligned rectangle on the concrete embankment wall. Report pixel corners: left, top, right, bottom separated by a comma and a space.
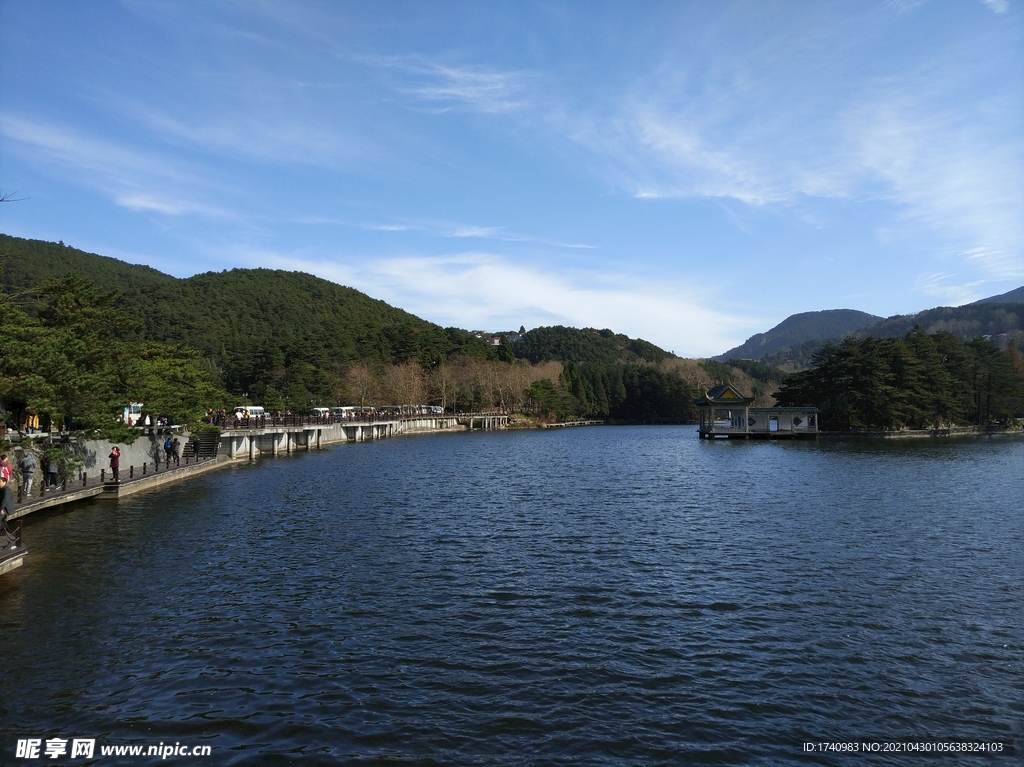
8, 431, 185, 481
220, 416, 467, 459
13, 417, 470, 479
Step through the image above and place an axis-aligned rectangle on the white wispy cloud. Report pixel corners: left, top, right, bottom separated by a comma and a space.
0, 114, 234, 218
448, 225, 513, 239
225, 247, 759, 357
0, 114, 193, 185
283, 215, 596, 249
915, 272, 988, 305
550, 11, 1023, 285
849, 72, 1024, 280
112, 97, 377, 168
439, 222, 595, 249
979, 0, 1009, 14
364, 54, 531, 114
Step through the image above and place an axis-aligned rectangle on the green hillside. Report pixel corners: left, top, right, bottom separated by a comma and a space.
514, 325, 673, 365
715, 309, 881, 362
0, 234, 690, 423
0, 234, 496, 399
134, 268, 494, 392
0, 234, 174, 297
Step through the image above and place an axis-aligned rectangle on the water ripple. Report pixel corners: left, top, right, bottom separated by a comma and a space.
2, 428, 1021, 764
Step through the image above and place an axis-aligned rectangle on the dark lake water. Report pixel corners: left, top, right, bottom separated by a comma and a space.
2, 427, 1022, 765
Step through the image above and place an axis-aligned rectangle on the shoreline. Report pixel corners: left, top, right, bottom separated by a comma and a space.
817, 425, 1022, 440
8, 420, 1021, 524
7, 414, 493, 522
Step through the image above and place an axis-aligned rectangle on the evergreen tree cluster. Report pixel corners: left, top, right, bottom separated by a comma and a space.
1, 275, 226, 439
514, 325, 673, 365
774, 329, 1024, 430
528, 362, 697, 422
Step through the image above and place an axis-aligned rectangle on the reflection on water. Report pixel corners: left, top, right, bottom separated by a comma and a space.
2, 428, 1022, 764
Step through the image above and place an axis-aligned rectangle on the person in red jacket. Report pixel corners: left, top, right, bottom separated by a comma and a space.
109, 446, 121, 483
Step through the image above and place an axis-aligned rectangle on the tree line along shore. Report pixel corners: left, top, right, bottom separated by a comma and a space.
1, 235, 1023, 462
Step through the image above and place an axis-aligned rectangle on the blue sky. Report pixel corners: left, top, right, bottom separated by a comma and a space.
1, 1, 1021, 357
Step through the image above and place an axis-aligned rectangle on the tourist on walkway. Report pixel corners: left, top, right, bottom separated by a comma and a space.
164, 437, 174, 465
109, 446, 121, 483
0, 454, 12, 484
171, 438, 181, 466
46, 458, 59, 487
19, 451, 37, 496
0, 476, 14, 539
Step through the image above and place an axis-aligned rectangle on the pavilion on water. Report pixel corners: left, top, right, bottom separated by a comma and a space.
694, 383, 819, 439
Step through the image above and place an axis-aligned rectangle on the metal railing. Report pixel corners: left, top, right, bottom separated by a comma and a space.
218, 409, 478, 430
13, 451, 219, 504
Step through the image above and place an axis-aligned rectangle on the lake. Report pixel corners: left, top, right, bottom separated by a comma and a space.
2, 426, 1021, 764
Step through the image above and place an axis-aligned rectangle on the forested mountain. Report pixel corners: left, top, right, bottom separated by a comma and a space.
1, 234, 694, 423
1, 275, 225, 439
852, 303, 1024, 345
724, 300, 1024, 371
134, 269, 497, 393
0, 235, 497, 398
514, 325, 673, 365
715, 309, 881, 362
0, 234, 174, 296
974, 285, 1024, 304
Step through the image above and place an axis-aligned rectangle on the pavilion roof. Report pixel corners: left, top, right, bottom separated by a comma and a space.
693, 383, 755, 406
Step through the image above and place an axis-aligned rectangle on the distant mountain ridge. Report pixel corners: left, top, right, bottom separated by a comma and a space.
720, 284, 1024, 369
974, 285, 1024, 304
714, 309, 882, 362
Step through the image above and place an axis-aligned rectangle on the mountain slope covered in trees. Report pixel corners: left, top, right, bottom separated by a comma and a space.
715, 309, 882, 362
0, 235, 498, 395
974, 285, 1024, 304
2, 234, 697, 422
514, 325, 673, 365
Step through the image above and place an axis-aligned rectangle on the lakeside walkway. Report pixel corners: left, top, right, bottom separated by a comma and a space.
7, 413, 510, 522
8, 453, 229, 522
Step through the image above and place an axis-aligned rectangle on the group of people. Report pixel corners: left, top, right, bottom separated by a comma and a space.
0, 439, 186, 498
0, 452, 63, 497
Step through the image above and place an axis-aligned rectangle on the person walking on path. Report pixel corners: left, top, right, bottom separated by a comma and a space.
164, 437, 174, 466
0, 454, 12, 484
109, 446, 121, 483
19, 451, 37, 496
171, 438, 181, 466
0, 475, 15, 545
46, 458, 59, 488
